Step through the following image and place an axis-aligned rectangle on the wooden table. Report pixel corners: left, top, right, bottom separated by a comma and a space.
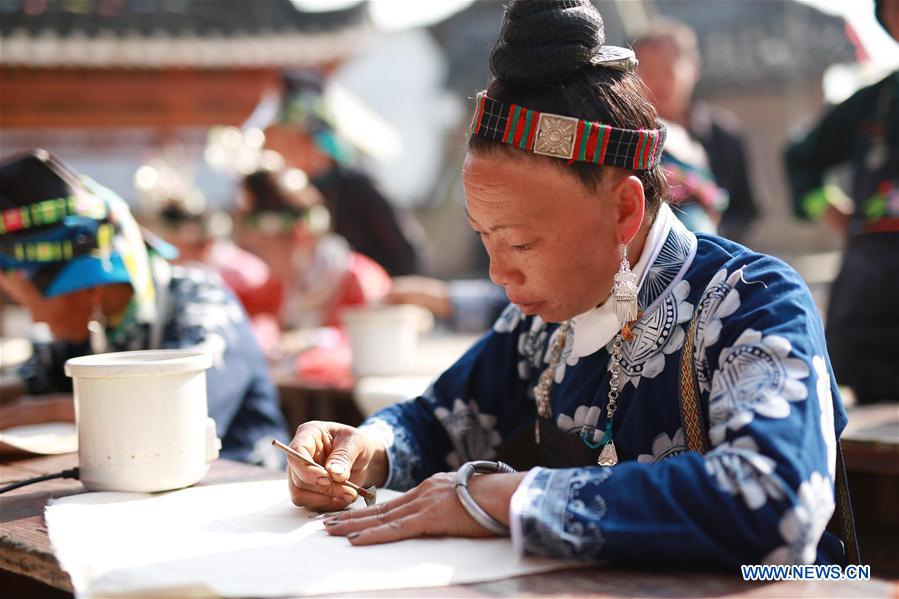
1, 454, 895, 598
274, 368, 361, 429
840, 403, 899, 577
842, 403, 899, 476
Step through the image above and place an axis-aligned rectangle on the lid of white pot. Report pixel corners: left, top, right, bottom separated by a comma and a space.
65, 349, 213, 378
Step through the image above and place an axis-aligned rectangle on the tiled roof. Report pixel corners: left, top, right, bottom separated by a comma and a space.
655, 0, 858, 91
430, 0, 859, 95
0, 0, 372, 67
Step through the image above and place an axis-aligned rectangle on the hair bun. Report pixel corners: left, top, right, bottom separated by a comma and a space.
490, 0, 605, 86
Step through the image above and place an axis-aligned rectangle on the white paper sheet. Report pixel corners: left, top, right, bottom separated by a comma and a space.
0, 422, 77, 455
46, 479, 574, 598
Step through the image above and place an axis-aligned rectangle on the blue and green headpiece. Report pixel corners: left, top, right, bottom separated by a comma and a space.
273, 72, 355, 165
0, 150, 161, 322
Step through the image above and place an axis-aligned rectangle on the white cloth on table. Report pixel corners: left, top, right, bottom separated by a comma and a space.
46, 479, 577, 598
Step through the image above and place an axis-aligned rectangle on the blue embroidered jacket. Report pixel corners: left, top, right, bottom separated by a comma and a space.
360, 206, 847, 567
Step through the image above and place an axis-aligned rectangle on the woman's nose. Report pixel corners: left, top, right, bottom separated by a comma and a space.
488, 253, 524, 288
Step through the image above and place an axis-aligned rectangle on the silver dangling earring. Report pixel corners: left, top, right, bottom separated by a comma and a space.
87, 306, 107, 354
613, 243, 638, 324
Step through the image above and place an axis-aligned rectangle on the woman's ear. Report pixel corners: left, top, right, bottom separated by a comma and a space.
611, 174, 646, 244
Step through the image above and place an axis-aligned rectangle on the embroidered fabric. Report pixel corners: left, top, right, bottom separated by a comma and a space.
358, 414, 421, 492
510, 467, 612, 560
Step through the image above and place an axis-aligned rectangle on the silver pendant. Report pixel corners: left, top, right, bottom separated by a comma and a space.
597, 441, 618, 466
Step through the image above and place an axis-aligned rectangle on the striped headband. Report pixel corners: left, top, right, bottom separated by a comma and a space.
0, 194, 107, 235
0, 222, 115, 265
470, 92, 666, 171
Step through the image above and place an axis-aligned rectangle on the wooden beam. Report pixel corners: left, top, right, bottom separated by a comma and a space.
0, 68, 282, 129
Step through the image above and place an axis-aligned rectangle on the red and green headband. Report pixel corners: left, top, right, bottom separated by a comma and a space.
0, 194, 107, 235
470, 92, 666, 171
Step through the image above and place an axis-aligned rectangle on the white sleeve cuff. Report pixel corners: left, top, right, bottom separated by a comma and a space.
509, 467, 542, 556
358, 419, 396, 488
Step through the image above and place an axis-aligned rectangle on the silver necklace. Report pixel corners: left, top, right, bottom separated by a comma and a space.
534, 321, 623, 466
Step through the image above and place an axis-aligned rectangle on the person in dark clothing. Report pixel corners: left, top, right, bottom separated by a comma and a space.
311, 165, 419, 277
689, 103, 759, 241
0, 150, 288, 466
262, 73, 420, 277
784, 0, 899, 404
634, 18, 759, 242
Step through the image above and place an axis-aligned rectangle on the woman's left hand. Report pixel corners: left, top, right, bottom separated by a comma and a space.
322, 471, 527, 545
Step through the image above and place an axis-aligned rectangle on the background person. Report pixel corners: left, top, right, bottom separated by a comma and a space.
145, 196, 282, 353
263, 73, 420, 277
784, 0, 899, 405
235, 168, 391, 332
0, 150, 287, 466
634, 18, 759, 242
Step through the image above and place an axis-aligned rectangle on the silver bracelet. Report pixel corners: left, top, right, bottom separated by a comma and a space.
454, 460, 518, 537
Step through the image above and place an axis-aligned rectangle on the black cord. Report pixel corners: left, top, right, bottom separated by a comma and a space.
0, 468, 80, 494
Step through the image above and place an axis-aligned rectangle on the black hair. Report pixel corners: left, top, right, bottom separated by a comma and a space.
241, 170, 307, 216
0, 149, 87, 233
159, 201, 206, 228
468, 0, 668, 218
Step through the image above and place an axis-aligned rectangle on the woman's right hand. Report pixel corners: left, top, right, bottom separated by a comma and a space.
286, 421, 388, 512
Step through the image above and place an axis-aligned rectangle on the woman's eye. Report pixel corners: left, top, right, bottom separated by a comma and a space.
511, 241, 534, 252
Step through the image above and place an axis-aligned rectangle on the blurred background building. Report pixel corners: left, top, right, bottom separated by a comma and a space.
0, 0, 371, 203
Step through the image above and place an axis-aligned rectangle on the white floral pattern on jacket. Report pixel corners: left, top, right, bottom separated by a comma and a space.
557, 404, 605, 445
637, 428, 688, 463
708, 329, 810, 445
763, 472, 835, 565
705, 435, 786, 510
812, 356, 837, 481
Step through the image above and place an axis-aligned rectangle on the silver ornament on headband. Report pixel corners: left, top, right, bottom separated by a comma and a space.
591, 46, 638, 71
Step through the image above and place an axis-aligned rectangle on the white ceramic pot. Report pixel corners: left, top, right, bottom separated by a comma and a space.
65, 349, 220, 493
342, 305, 433, 377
